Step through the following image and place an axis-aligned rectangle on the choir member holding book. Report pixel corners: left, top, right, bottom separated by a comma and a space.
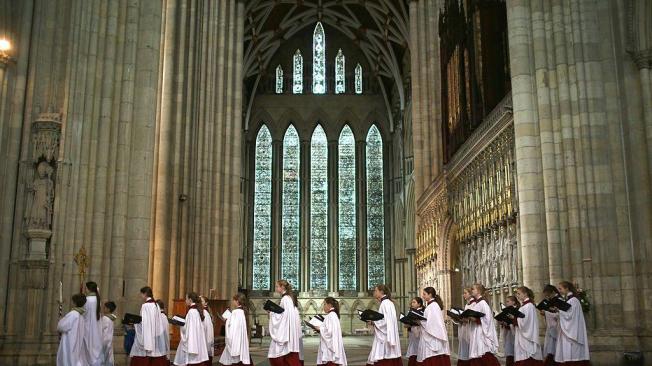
512, 287, 543, 366
540, 285, 560, 366
83, 281, 103, 366
130, 286, 168, 366
57, 293, 87, 366
468, 284, 500, 366
200, 295, 215, 365
100, 301, 117, 366
457, 288, 474, 366
367, 284, 402, 366
219, 293, 251, 366
268, 280, 304, 366
316, 297, 347, 366
498, 296, 519, 366
174, 292, 209, 366
405, 297, 424, 366
417, 287, 451, 366
554, 282, 590, 365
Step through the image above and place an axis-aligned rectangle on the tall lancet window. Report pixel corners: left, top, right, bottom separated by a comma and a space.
310, 125, 328, 290
355, 63, 363, 94
366, 125, 385, 288
282, 125, 301, 289
252, 125, 273, 290
338, 125, 356, 290
293, 50, 303, 94
276, 65, 284, 94
312, 22, 326, 94
335, 49, 345, 94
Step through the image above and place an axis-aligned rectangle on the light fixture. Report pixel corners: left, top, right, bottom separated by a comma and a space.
0, 38, 13, 65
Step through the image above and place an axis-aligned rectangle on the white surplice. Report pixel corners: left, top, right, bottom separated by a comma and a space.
57, 308, 86, 366
367, 297, 402, 364
159, 311, 171, 359
316, 310, 347, 366
268, 294, 304, 359
174, 306, 209, 365
130, 299, 167, 358
220, 307, 251, 365
416, 301, 450, 362
514, 301, 542, 361
457, 301, 474, 361
99, 314, 116, 366
468, 298, 498, 359
500, 325, 514, 357
202, 309, 215, 357
554, 294, 590, 362
83, 294, 103, 365
405, 324, 421, 358
543, 308, 559, 357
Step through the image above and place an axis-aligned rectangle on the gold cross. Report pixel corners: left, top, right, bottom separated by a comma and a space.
74, 246, 88, 287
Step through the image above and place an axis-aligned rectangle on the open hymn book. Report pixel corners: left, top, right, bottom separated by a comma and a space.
220, 308, 232, 321
305, 314, 325, 331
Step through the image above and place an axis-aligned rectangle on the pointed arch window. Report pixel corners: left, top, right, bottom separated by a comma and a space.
355, 63, 363, 94
338, 125, 356, 290
335, 49, 345, 94
366, 125, 385, 288
293, 50, 303, 94
312, 22, 326, 94
252, 125, 273, 290
276, 65, 284, 94
281, 125, 301, 289
310, 125, 328, 290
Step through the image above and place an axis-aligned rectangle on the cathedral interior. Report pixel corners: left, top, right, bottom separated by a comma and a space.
0, 0, 651, 365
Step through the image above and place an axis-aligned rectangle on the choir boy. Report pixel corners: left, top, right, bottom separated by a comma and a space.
57, 293, 87, 366
367, 284, 402, 366
100, 301, 117, 366
417, 287, 451, 366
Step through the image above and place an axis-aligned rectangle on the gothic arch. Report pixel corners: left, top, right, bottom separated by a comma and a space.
248, 110, 276, 139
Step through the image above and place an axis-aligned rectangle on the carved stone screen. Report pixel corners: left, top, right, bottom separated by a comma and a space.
338, 125, 357, 290
282, 125, 301, 289
366, 125, 385, 289
252, 125, 273, 290
312, 22, 326, 94
310, 125, 328, 290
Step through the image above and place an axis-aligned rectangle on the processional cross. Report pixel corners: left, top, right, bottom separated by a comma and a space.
74, 246, 88, 292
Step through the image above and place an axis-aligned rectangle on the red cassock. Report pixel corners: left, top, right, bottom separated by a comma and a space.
555, 362, 590, 366
421, 354, 451, 366
408, 355, 419, 366
367, 357, 402, 366
469, 353, 501, 366
514, 358, 544, 366
269, 352, 302, 366
457, 360, 471, 366
543, 355, 557, 366
130, 356, 170, 366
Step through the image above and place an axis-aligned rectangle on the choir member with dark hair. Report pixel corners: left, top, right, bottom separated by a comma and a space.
100, 301, 117, 366
174, 292, 209, 365
468, 283, 500, 366
84, 281, 103, 365
513, 287, 543, 365
367, 284, 402, 366
405, 297, 424, 366
57, 293, 87, 366
417, 287, 451, 366
156, 299, 170, 361
500, 296, 519, 366
457, 287, 474, 366
220, 293, 251, 366
316, 297, 347, 366
199, 295, 215, 365
554, 282, 590, 365
130, 286, 168, 366
541, 285, 560, 366
268, 280, 304, 366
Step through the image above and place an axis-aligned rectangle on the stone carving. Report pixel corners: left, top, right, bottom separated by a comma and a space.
460, 222, 518, 288
25, 161, 54, 230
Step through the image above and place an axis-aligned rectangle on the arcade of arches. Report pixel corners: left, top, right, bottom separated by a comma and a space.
0, 0, 651, 365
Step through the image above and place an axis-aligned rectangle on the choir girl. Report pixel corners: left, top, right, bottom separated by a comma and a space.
467, 283, 500, 366
554, 281, 590, 365
174, 292, 209, 366
100, 301, 117, 366
417, 287, 451, 366
499, 296, 519, 366
268, 279, 304, 366
367, 284, 402, 366
200, 295, 215, 365
130, 286, 168, 366
84, 281, 103, 365
405, 297, 424, 366
541, 285, 560, 366
156, 299, 171, 361
457, 288, 474, 366
512, 287, 543, 366
57, 293, 87, 366
316, 297, 347, 366
219, 292, 251, 366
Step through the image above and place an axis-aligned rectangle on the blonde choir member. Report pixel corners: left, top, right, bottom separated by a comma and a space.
405, 297, 424, 366
219, 293, 251, 366
174, 292, 209, 366
156, 299, 171, 361
367, 284, 402, 366
457, 288, 474, 366
268, 280, 304, 366
467, 283, 500, 366
130, 287, 168, 366
541, 285, 560, 366
316, 297, 347, 366
57, 293, 87, 366
512, 287, 543, 366
499, 296, 519, 366
100, 301, 117, 366
83, 282, 104, 366
200, 295, 215, 364
554, 281, 590, 366
417, 287, 451, 366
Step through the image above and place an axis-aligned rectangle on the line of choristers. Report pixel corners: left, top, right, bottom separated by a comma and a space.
57, 279, 590, 366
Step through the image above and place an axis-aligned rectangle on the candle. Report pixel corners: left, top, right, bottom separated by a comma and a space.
59, 281, 63, 303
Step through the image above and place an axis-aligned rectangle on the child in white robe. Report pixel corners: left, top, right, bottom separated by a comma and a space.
416, 287, 450, 366
554, 281, 590, 366
100, 301, 117, 366
268, 279, 304, 366
57, 293, 87, 366
457, 287, 474, 366
130, 286, 168, 366
174, 292, 209, 366
219, 292, 251, 366
499, 296, 519, 366
367, 284, 402, 366
405, 297, 424, 366
512, 287, 543, 366
541, 285, 560, 366
156, 299, 171, 361
316, 297, 347, 366
83, 281, 103, 366
467, 283, 500, 366
200, 296, 215, 364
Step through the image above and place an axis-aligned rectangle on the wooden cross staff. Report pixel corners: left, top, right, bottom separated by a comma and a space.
73, 246, 88, 292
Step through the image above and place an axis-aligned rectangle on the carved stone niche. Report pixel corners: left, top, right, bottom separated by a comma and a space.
17, 259, 49, 289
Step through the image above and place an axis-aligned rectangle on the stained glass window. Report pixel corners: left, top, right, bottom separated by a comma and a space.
276, 65, 283, 94
335, 49, 345, 94
310, 125, 328, 290
252, 125, 273, 290
293, 50, 303, 94
312, 22, 326, 94
282, 125, 301, 289
338, 125, 357, 290
355, 63, 363, 94
366, 125, 385, 289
